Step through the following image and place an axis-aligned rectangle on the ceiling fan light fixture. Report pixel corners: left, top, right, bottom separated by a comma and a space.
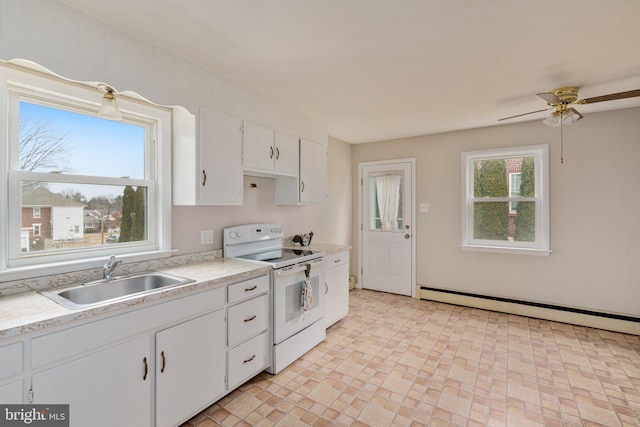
98, 84, 123, 121
561, 108, 582, 125
542, 112, 561, 127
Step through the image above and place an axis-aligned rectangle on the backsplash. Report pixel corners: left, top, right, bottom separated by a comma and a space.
0, 250, 223, 297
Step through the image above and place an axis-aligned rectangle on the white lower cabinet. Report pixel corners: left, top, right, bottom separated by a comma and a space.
0, 341, 23, 403
19, 274, 270, 427
156, 309, 226, 427
0, 380, 23, 403
325, 251, 350, 328
226, 277, 271, 391
32, 335, 151, 427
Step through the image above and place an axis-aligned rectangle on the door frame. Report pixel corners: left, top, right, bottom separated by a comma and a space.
357, 158, 416, 298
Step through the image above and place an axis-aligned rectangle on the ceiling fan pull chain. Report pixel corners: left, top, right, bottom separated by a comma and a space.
560, 113, 564, 164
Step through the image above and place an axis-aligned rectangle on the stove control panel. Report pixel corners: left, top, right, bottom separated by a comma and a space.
223, 223, 284, 245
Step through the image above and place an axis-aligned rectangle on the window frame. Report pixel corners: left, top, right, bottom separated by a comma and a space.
461, 144, 551, 256
0, 63, 173, 280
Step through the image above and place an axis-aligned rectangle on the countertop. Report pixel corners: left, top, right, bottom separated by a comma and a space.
0, 258, 270, 340
0, 244, 350, 341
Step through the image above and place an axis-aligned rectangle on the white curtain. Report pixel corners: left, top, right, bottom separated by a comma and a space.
375, 173, 401, 232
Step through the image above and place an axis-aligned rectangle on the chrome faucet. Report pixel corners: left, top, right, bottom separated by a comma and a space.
103, 256, 122, 280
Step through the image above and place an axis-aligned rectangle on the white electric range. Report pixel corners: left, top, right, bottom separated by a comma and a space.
223, 224, 326, 374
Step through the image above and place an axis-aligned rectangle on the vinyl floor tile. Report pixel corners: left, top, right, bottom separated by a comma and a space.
181, 289, 640, 426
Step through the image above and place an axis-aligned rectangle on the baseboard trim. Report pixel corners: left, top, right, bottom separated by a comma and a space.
419, 287, 640, 335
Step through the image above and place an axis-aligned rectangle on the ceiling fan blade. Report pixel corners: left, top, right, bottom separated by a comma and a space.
579, 89, 640, 104
537, 92, 560, 105
497, 107, 552, 122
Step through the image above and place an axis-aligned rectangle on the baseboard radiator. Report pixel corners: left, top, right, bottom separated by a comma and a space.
419, 286, 640, 336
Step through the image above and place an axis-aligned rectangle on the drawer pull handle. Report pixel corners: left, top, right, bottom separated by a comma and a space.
243, 354, 256, 364
161, 351, 166, 373
334, 259, 340, 263
244, 315, 257, 322
143, 357, 148, 381
245, 285, 258, 292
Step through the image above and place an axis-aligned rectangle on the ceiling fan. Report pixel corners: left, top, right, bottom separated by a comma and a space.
498, 86, 640, 126
498, 86, 640, 163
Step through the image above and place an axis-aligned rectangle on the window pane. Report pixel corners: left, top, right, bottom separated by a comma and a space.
473, 201, 509, 240
369, 172, 403, 231
20, 182, 147, 253
513, 201, 536, 242
18, 101, 145, 178
473, 159, 508, 198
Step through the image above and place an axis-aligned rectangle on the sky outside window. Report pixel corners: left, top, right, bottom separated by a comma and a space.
19, 101, 145, 199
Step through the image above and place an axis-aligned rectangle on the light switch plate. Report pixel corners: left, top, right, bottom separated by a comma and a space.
201, 229, 214, 245
419, 203, 429, 213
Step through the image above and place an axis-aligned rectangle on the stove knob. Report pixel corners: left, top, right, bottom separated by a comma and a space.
236, 231, 243, 238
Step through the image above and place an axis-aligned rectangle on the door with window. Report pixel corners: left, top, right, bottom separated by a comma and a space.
360, 160, 414, 296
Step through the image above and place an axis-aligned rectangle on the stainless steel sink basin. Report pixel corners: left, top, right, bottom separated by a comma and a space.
40, 272, 195, 310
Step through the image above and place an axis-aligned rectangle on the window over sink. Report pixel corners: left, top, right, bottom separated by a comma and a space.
0, 61, 173, 278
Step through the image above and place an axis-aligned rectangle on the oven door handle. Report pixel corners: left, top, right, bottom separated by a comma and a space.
276, 260, 326, 277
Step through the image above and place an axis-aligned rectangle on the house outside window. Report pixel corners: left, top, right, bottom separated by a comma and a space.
0, 63, 172, 276
33, 224, 41, 236
461, 144, 550, 255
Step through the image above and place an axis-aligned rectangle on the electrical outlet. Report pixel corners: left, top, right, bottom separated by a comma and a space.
201, 229, 214, 245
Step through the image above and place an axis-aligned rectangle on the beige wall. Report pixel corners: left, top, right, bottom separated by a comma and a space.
352, 107, 640, 317
173, 136, 352, 253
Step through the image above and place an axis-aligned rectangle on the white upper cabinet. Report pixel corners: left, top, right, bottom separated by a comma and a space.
199, 108, 244, 205
276, 138, 328, 205
299, 138, 328, 204
172, 107, 243, 205
273, 131, 300, 176
243, 121, 275, 174
243, 123, 299, 177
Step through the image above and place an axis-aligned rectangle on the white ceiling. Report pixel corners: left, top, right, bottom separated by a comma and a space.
59, 0, 640, 143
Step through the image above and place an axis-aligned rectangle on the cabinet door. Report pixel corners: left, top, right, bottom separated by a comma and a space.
0, 380, 22, 403
32, 335, 151, 427
199, 107, 243, 205
325, 252, 350, 328
155, 310, 226, 427
274, 131, 299, 176
243, 121, 275, 173
299, 139, 328, 204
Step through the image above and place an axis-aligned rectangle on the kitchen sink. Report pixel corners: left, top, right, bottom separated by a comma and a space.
39, 272, 195, 310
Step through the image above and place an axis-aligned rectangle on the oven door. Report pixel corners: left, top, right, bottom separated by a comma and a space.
273, 261, 326, 345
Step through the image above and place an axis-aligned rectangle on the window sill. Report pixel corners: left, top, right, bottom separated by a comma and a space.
461, 245, 552, 256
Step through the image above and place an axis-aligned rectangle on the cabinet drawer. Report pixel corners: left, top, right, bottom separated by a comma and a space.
227, 332, 269, 390
228, 275, 269, 304
227, 294, 269, 347
325, 251, 348, 268
0, 342, 23, 381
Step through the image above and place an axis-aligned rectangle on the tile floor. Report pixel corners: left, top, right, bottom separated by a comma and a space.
181, 289, 640, 427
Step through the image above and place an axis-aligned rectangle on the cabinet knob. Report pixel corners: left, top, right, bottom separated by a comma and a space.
245, 285, 258, 292
270, 146, 274, 159
202, 170, 207, 186
301, 181, 305, 193
276, 147, 280, 160
243, 354, 256, 364
161, 350, 166, 373
244, 315, 257, 323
